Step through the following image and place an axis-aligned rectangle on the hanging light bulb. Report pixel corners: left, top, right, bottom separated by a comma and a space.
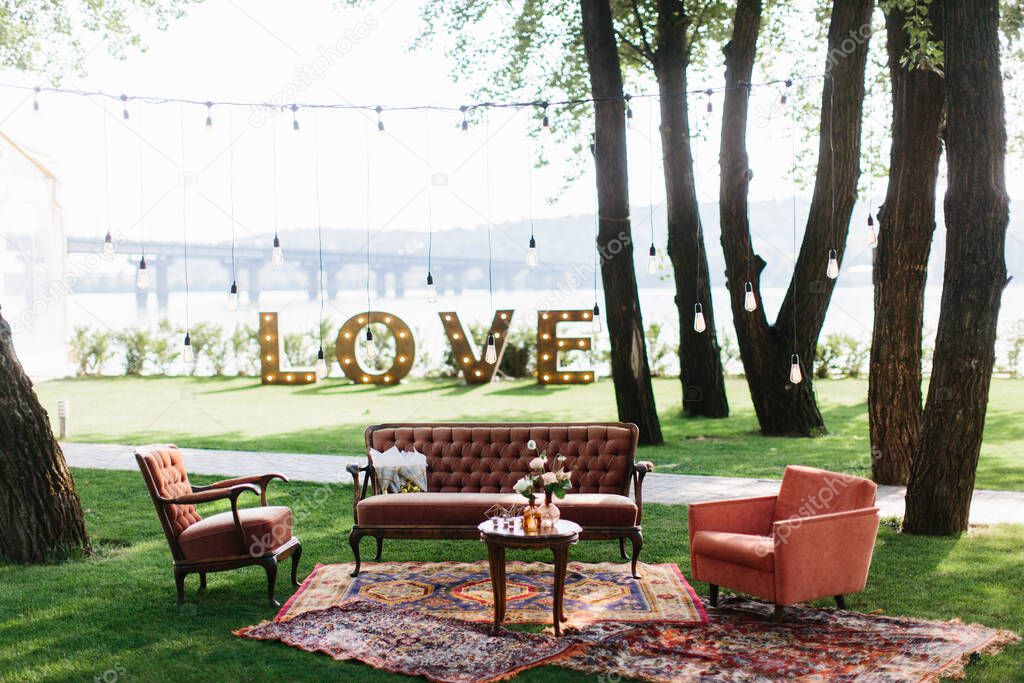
103, 231, 115, 256
780, 78, 793, 108
592, 303, 602, 334
137, 256, 149, 289
826, 248, 840, 279
527, 235, 538, 266
205, 102, 213, 130
120, 94, 130, 120
744, 282, 758, 312
32, 86, 41, 117
272, 235, 284, 267
460, 106, 469, 131
624, 94, 634, 128
647, 244, 658, 274
364, 327, 377, 360
376, 105, 385, 133
316, 347, 329, 379
705, 89, 714, 114
291, 104, 300, 131
693, 303, 706, 333
789, 353, 803, 384
182, 333, 194, 366
227, 281, 239, 311
867, 213, 877, 246
426, 272, 438, 303
485, 333, 498, 364
541, 102, 551, 133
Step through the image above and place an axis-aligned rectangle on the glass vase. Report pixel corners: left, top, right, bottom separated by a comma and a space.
538, 490, 560, 529
522, 495, 540, 534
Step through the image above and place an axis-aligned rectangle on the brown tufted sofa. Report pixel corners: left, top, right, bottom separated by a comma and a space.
347, 423, 652, 578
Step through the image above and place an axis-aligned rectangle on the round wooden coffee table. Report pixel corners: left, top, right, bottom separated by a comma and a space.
478, 518, 582, 636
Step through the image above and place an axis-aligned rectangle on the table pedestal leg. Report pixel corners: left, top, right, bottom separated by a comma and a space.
487, 544, 506, 635
552, 544, 570, 636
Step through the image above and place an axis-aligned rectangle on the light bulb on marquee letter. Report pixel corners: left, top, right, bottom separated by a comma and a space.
744, 282, 757, 312
789, 354, 803, 384
693, 303, 706, 333
485, 333, 497, 364
826, 249, 840, 279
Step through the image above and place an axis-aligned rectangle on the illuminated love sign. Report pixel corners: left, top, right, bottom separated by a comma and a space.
257, 307, 595, 386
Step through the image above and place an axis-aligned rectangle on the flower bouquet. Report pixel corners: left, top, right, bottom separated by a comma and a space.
513, 439, 572, 530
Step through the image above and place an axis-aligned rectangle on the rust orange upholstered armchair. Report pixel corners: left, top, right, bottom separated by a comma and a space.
135, 445, 302, 607
688, 465, 880, 621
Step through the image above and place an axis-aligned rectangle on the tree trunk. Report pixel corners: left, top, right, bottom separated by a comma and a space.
868, 7, 945, 486
580, 0, 663, 445
654, 0, 729, 419
904, 0, 1009, 535
0, 310, 91, 563
719, 0, 873, 436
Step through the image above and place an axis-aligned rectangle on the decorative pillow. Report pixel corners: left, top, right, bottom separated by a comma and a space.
369, 446, 428, 493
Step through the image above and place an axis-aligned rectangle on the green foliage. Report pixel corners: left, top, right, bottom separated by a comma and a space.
115, 327, 149, 375
230, 323, 259, 376
815, 333, 869, 379
880, 0, 944, 71
147, 319, 179, 374
498, 325, 537, 378
1001, 320, 1024, 378
283, 332, 312, 369
68, 327, 113, 376
645, 322, 678, 377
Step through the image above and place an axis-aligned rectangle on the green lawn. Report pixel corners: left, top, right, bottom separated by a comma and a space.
0, 468, 1020, 682
34, 376, 1024, 490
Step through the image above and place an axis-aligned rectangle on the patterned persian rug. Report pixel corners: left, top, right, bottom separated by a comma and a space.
236, 598, 576, 683
558, 595, 1020, 682
277, 561, 707, 627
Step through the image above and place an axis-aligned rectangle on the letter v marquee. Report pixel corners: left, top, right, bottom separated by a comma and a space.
438, 310, 513, 384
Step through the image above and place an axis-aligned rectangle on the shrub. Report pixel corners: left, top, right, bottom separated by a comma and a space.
231, 324, 259, 376
147, 320, 179, 374
498, 326, 536, 378
116, 328, 150, 375
645, 322, 678, 377
815, 333, 869, 379
69, 327, 113, 376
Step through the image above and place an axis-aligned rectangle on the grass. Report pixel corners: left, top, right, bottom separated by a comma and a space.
34, 376, 1024, 490
0, 468, 1020, 682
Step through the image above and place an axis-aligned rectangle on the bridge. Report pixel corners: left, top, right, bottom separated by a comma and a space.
64, 237, 574, 309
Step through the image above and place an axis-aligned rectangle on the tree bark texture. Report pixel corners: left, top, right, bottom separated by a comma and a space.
0, 310, 91, 562
580, 0, 664, 445
904, 0, 1009, 535
654, 0, 729, 418
719, 0, 873, 436
868, 6, 945, 486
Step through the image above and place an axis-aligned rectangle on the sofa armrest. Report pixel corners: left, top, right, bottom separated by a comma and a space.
772, 507, 880, 605
346, 463, 374, 524
688, 495, 777, 546
632, 461, 653, 524
193, 473, 288, 506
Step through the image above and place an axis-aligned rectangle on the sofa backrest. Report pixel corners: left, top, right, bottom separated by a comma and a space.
774, 465, 877, 521
365, 423, 639, 496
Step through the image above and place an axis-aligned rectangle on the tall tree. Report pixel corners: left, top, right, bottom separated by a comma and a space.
0, 310, 90, 562
868, 2, 945, 486
904, 0, 1009, 535
581, 0, 664, 444
719, 0, 874, 436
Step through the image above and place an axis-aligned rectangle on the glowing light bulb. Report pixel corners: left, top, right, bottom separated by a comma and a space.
744, 282, 758, 312
867, 213, 877, 246
693, 303, 706, 333
789, 354, 803, 384
647, 244, 658, 274
103, 231, 115, 256
527, 236, 538, 266
364, 328, 377, 360
485, 333, 497, 364
137, 257, 149, 289
591, 304, 602, 334
826, 249, 840, 279
426, 272, 438, 303
272, 235, 283, 267
315, 348, 328, 380
227, 281, 239, 311
182, 333, 194, 366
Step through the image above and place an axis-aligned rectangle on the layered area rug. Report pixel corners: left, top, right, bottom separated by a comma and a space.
559, 596, 1020, 682
277, 561, 708, 626
236, 598, 576, 683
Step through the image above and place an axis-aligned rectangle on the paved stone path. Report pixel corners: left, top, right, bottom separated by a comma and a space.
62, 442, 1024, 526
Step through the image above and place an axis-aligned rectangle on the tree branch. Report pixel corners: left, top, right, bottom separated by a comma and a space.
629, 0, 657, 61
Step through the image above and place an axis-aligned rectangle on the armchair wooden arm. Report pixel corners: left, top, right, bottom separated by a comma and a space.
192, 473, 288, 506
160, 484, 262, 556
346, 463, 373, 523
633, 461, 654, 524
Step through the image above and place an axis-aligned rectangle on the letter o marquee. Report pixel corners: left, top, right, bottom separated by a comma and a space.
335, 311, 415, 385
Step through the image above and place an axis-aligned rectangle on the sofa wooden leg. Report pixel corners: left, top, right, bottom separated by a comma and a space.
628, 529, 643, 579
834, 594, 845, 610
263, 557, 280, 608
773, 604, 785, 622
290, 543, 303, 587
349, 528, 365, 577
709, 584, 719, 607
174, 569, 187, 607
198, 572, 207, 591
373, 534, 384, 562
618, 537, 627, 560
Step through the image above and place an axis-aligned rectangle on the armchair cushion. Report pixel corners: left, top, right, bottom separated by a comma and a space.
138, 446, 201, 535
177, 506, 292, 560
692, 531, 775, 573
774, 465, 877, 522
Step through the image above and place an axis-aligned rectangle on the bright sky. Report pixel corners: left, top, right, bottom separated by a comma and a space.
0, 0, 1021, 246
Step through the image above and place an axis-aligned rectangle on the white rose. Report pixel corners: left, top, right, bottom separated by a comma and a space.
513, 477, 534, 496
541, 472, 558, 487
556, 470, 570, 482
555, 454, 567, 463
529, 457, 546, 471
526, 439, 537, 451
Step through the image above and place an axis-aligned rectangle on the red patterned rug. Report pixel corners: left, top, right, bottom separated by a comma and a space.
558, 595, 1020, 682
236, 598, 576, 683
277, 561, 707, 627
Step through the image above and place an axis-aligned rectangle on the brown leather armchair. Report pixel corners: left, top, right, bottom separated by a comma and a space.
136, 445, 302, 607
